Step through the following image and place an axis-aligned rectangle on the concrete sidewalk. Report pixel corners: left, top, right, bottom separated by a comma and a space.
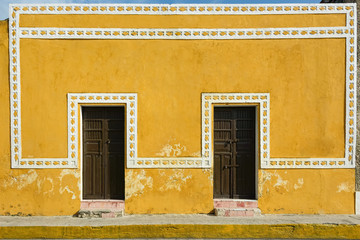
1, 214, 360, 239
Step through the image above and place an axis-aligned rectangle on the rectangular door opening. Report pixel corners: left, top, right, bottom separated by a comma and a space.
82, 106, 125, 200
213, 106, 257, 200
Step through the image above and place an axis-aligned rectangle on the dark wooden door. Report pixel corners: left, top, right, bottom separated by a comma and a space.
82, 107, 125, 200
213, 107, 256, 199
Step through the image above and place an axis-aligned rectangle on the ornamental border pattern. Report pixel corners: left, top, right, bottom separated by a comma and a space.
202, 93, 269, 169
70, 93, 138, 170
8, 4, 355, 16
18, 27, 350, 40
8, 4, 357, 169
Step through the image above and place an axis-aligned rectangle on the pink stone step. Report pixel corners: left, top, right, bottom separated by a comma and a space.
78, 200, 125, 218
80, 200, 125, 211
214, 199, 260, 217
214, 199, 258, 209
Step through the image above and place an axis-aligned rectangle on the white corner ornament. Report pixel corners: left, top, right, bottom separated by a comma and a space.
9, 4, 356, 168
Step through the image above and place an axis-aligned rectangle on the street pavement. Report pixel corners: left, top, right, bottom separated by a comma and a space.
1, 214, 360, 226
1, 214, 360, 239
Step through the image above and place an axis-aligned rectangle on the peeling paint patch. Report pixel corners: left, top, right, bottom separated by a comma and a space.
59, 169, 81, 190
59, 169, 80, 181
294, 178, 304, 190
258, 170, 273, 197
273, 174, 289, 192
190, 151, 201, 157
59, 186, 76, 199
126, 170, 153, 199
158, 170, 166, 177
156, 140, 187, 157
2, 170, 38, 190
337, 182, 351, 193
259, 170, 290, 197
159, 170, 192, 192
58, 169, 80, 200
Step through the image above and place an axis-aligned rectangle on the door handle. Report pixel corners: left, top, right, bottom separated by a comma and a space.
106, 139, 111, 144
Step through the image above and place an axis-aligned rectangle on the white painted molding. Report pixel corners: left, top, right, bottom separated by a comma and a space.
14, 93, 138, 168
202, 93, 270, 169
19, 27, 349, 40
8, 4, 355, 16
8, 4, 357, 168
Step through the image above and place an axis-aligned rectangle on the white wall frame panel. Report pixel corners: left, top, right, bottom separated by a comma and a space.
8, 4, 357, 169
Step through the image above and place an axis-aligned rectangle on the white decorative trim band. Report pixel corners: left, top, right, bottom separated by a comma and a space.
268, 158, 350, 168
19, 27, 349, 40
15, 93, 138, 168
71, 93, 137, 169
9, 4, 357, 168
134, 157, 204, 169
202, 93, 270, 169
10, 4, 353, 17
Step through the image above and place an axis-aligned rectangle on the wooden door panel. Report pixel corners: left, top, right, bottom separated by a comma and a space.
83, 154, 104, 199
84, 141, 101, 153
213, 153, 231, 198
108, 131, 123, 140
83, 155, 93, 198
106, 116, 125, 200
108, 153, 125, 199
107, 132, 125, 199
214, 142, 231, 153
213, 154, 222, 198
235, 153, 255, 198
235, 108, 255, 199
220, 154, 232, 198
83, 117, 104, 199
108, 120, 124, 130
214, 107, 256, 200
83, 107, 125, 200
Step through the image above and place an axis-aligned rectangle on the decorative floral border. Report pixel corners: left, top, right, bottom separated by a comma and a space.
70, 93, 137, 169
9, 4, 357, 168
19, 27, 349, 40
9, 4, 355, 17
202, 93, 270, 168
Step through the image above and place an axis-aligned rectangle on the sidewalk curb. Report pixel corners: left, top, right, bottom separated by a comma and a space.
1, 224, 360, 239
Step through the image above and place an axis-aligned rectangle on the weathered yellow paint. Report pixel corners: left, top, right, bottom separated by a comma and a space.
0, 9, 355, 216
1, 224, 360, 239
125, 169, 213, 214
0, 21, 80, 216
258, 169, 355, 214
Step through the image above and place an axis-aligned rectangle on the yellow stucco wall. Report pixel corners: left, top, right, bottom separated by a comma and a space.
20, 13, 346, 28
0, 10, 355, 216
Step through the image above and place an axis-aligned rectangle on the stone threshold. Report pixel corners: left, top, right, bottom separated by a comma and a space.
213, 198, 260, 217
77, 200, 125, 218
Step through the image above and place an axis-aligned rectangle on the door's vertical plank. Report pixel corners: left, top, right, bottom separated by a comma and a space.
83, 110, 104, 199
213, 110, 232, 199
107, 107, 125, 200
213, 153, 222, 198
222, 154, 231, 198
235, 107, 256, 199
